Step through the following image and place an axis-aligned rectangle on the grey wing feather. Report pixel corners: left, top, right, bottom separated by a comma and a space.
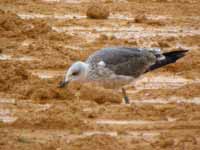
86, 47, 157, 77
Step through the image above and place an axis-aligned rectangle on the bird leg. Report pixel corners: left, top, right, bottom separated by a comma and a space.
122, 88, 130, 104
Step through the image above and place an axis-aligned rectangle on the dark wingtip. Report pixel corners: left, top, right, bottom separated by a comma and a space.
164, 49, 189, 56
163, 49, 189, 59
146, 49, 189, 72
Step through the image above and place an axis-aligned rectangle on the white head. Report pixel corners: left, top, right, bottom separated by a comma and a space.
59, 61, 89, 87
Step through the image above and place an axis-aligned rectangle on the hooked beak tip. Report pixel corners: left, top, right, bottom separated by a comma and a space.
58, 81, 69, 88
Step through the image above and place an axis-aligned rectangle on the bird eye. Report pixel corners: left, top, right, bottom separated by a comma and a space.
72, 71, 79, 76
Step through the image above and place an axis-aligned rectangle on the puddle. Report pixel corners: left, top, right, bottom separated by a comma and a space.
127, 131, 160, 141
20, 102, 52, 112
0, 54, 11, 60
0, 98, 16, 104
42, 0, 61, 2
83, 131, 118, 137
14, 56, 36, 61
30, 70, 63, 79
0, 116, 17, 123
0, 108, 16, 123
31, 104, 52, 112
96, 119, 176, 125
82, 131, 159, 140
21, 40, 33, 47
109, 14, 134, 20
0, 109, 11, 115
18, 13, 86, 20
83, 108, 93, 112
64, 45, 84, 50
37, 104, 51, 111
18, 13, 49, 19
42, 0, 87, 3
33, 0, 128, 4
134, 75, 200, 90
0, 54, 38, 61
129, 97, 200, 105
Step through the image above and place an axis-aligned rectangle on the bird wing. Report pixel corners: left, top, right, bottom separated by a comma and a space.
86, 47, 157, 77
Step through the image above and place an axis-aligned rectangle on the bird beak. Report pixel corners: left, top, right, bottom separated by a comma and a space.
58, 80, 69, 88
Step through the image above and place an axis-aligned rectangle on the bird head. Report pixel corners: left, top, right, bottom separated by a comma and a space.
59, 61, 89, 88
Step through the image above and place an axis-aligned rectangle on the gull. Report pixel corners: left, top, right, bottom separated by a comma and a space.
59, 47, 188, 103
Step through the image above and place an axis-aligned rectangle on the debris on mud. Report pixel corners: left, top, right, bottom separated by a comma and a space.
134, 15, 148, 23
134, 14, 164, 26
86, 3, 110, 19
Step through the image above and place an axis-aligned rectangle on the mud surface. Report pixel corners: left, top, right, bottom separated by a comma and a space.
0, 0, 200, 150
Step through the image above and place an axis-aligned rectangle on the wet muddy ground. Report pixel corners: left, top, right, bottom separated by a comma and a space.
0, 0, 200, 149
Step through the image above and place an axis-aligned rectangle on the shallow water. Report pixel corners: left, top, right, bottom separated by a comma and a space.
127, 131, 160, 141
31, 70, 63, 79
0, 116, 17, 123
18, 13, 86, 20
83, 131, 118, 137
128, 97, 200, 105
0, 54, 37, 61
0, 109, 11, 115
0, 54, 11, 60
96, 119, 176, 125
82, 130, 159, 140
64, 45, 84, 51
42, 0, 86, 3
0, 98, 16, 104
134, 75, 200, 90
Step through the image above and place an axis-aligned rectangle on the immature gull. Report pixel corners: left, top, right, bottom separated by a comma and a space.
59, 47, 188, 103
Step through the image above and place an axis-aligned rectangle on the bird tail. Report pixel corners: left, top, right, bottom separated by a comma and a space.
147, 49, 188, 71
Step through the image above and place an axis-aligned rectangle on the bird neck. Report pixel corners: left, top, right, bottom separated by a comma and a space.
82, 63, 90, 80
